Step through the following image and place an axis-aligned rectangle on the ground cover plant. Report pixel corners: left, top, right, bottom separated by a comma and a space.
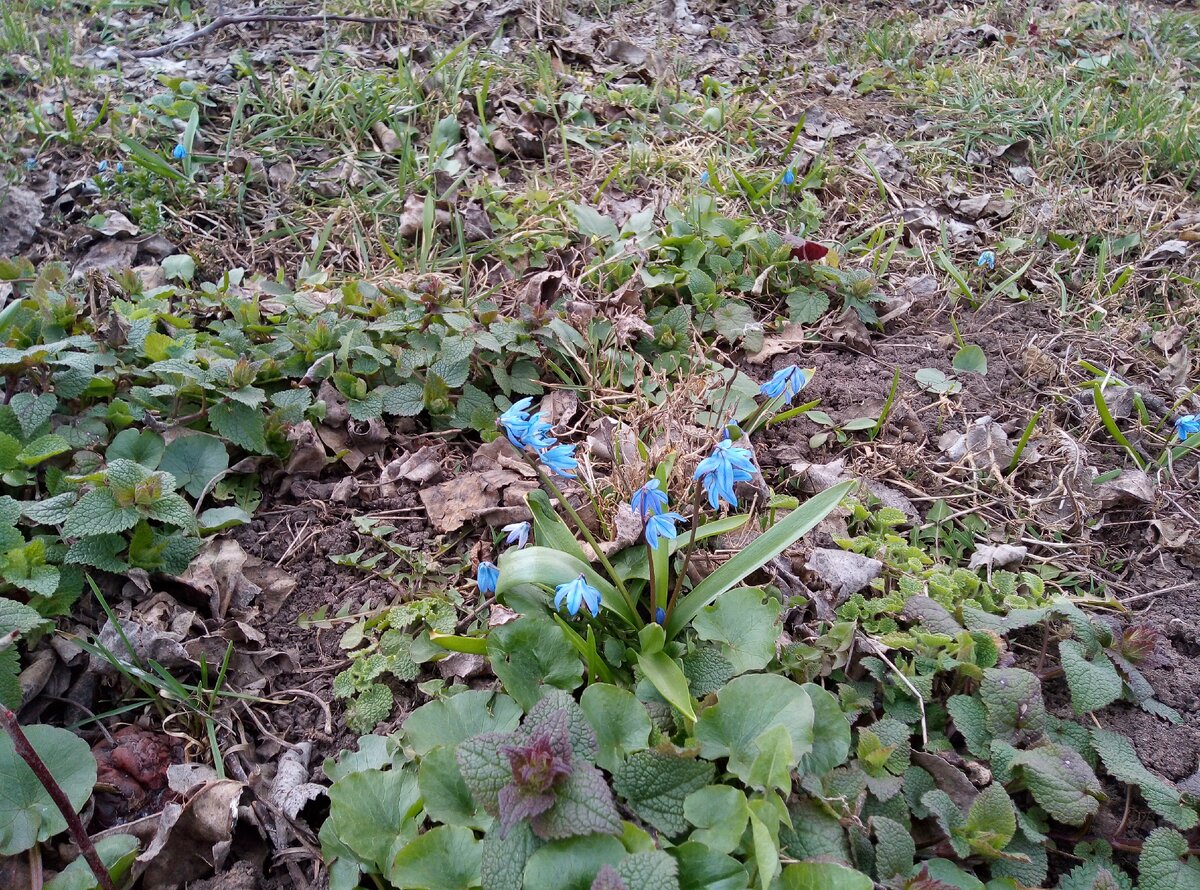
2, 0, 1200, 888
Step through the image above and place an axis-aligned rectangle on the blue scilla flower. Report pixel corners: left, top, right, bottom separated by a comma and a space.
499, 397, 535, 447
555, 573, 601, 617
977, 249, 996, 271
539, 443, 578, 478
116, 162, 125, 174
97, 160, 109, 173
502, 521, 530, 549
172, 144, 188, 160
782, 168, 795, 186
1175, 414, 1200, 440
700, 170, 710, 184
522, 412, 557, 449
477, 561, 499, 594
631, 478, 669, 519
694, 439, 755, 510
655, 607, 666, 625
645, 511, 686, 550
24, 157, 38, 170
760, 365, 812, 404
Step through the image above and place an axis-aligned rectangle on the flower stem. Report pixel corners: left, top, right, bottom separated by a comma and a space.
524, 457, 640, 622
0, 708, 117, 890
666, 480, 705, 627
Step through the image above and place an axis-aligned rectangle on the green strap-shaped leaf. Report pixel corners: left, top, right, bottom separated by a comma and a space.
497, 546, 635, 628
666, 481, 852, 638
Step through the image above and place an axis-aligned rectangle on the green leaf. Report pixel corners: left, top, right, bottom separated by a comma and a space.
0, 648, 19, 709
779, 798, 851, 864
533, 762, 622, 840
570, 203, 621, 241
922, 790, 967, 857
613, 750, 715, 836
457, 733, 515, 816
209, 401, 269, 454
161, 254, 195, 282
1059, 640, 1122, 715
326, 767, 420, 871
198, 506, 253, 533
692, 587, 781, 675
1010, 744, 1102, 826
17, 434, 70, 466
1090, 728, 1197, 829
62, 490, 139, 537
682, 647, 734, 697
694, 674, 813, 784
787, 288, 830, 324
952, 345, 987, 375
146, 492, 197, 531
403, 691, 522, 757
106, 429, 165, 469
989, 831, 1048, 887
0, 724, 97, 855
9, 392, 56, 438
713, 303, 755, 345
962, 783, 1016, 857
946, 694, 991, 758
22, 492, 76, 526
1139, 828, 1200, 890
637, 650, 696, 722
523, 835, 626, 890
159, 434, 229, 498
418, 745, 491, 830
481, 820, 542, 890
672, 841, 749, 890
604, 851, 679, 890
778, 862, 872, 890
44, 833, 139, 890
666, 481, 852, 638
914, 368, 961, 395
871, 816, 915, 881
581, 684, 652, 773
979, 668, 1045, 743
496, 546, 635, 628
387, 826, 481, 890
487, 618, 584, 712
684, 785, 749, 854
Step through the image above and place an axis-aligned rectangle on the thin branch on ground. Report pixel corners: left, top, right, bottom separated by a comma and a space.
132, 11, 454, 58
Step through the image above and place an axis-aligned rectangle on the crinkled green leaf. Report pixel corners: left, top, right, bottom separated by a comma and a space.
1138, 828, 1200, 890
1090, 728, 1197, 829
779, 798, 851, 865
1010, 744, 1102, 826
22, 492, 77, 526
0, 648, 20, 709
946, 694, 991, 758
872, 816, 915, 881
62, 489, 138, 536
146, 492, 197, 531
980, 668, 1045, 743
692, 587, 781, 675
526, 689, 599, 762
0, 724, 96, 855
481, 820, 542, 890
672, 841, 749, 890
17, 434, 70, 466
988, 831, 1047, 887
962, 783, 1016, 857
209, 401, 269, 453
532, 762, 621, 840
922, 790, 968, 857
9, 392, 56, 439
403, 690, 522, 757
682, 646, 734, 697
1059, 640, 1122, 715
457, 732, 516, 815
613, 750, 714, 836
611, 851, 680, 890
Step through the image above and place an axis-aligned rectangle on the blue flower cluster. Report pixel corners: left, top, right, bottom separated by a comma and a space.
499, 398, 578, 477
630, 479, 686, 549
694, 439, 755, 509
1176, 414, 1200, 441
760, 364, 811, 404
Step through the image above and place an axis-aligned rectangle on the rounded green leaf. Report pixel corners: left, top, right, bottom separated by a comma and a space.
779, 862, 872, 890
159, 434, 229, 498
327, 767, 420, 870
418, 745, 491, 830
0, 724, 97, 855
45, 833, 139, 890
402, 690, 522, 757
523, 834, 626, 890
106, 429, 165, 469
387, 825, 481, 890
580, 684, 652, 773
694, 674, 814, 783
798, 683, 851, 776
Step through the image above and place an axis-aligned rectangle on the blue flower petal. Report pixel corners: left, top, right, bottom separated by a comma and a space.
502, 521, 530, 549
477, 561, 499, 594
631, 478, 669, 519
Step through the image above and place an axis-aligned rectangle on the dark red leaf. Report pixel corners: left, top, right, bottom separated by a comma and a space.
784, 235, 830, 262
